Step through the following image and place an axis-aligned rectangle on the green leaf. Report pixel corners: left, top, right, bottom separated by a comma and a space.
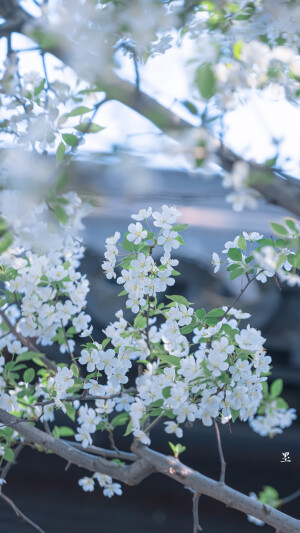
134, 315, 147, 330
55, 171, 68, 193
112, 412, 130, 428
205, 317, 219, 326
65, 403, 76, 422
0, 217, 8, 234
70, 363, 79, 378
182, 101, 198, 115
195, 63, 216, 100
172, 224, 189, 232
276, 398, 289, 409
233, 40, 243, 60
118, 289, 127, 297
270, 379, 283, 399
230, 409, 240, 423
206, 308, 225, 318
0, 427, 14, 438
257, 238, 274, 247
32, 29, 58, 48
238, 235, 247, 252
57, 426, 75, 437
3, 447, 14, 463
52, 426, 60, 439
16, 351, 46, 367
124, 419, 133, 437
150, 399, 164, 408
270, 223, 288, 236
265, 156, 277, 167
23, 368, 35, 383
162, 386, 171, 399
227, 263, 240, 272
34, 78, 46, 97
285, 218, 298, 233
64, 106, 93, 118
122, 235, 139, 252
176, 235, 184, 245
102, 338, 111, 349
75, 122, 105, 133
180, 323, 196, 335
62, 133, 78, 147
56, 142, 66, 162
227, 248, 242, 261
159, 353, 180, 367
195, 308, 206, 320
54, 205, 68, 226
230, 267, 245, 280
0, 232, 14, 254
168, 442, 186, 458
262, 382, 268, 397
165, 295, 191, 307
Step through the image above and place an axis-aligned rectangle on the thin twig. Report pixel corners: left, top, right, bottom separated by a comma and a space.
0, 491, 45, 533
214, 418, 226, 484
118, 41, 140, 91
35, 390, 128, 407
280, 488, 300, 506
192, 491, 203, 533
40, 50, 49, 109
62, 440, 136, 462
108, 429, 118, 452
0, 309, 56, 371
61, 321, 78, 369
222, 269, 263, 320
0, 442, 25, 481
43, 421, 51, 435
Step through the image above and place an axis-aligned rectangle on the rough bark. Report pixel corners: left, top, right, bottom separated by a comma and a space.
0, 408, 299, 532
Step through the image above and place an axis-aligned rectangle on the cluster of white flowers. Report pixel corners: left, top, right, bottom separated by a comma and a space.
0, 199, 296, 512
129, 308, 273, 443
221, 161, 261, 212
78, 472, 122, 498
0, 191, 91, 357
102, 205, 181, 314
211, 226, 300, 288
249, 405, 297, 437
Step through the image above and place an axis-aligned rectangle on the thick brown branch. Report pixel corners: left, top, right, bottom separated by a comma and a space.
132, 443, 300, 533
0, 407, 299, 533
3, 6, 300, 217
0, 409, 153, 486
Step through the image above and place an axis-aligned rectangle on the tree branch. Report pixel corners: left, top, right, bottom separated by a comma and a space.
192, 491, 202, 532
0, 409, 153, 486
0, 490, 45, 533
281, 488, 300, 507
2, 4, 300, 217
0, 407, 299, 533
213, 418, 226, 484
63, 441, 136, 462
132, 442, 300, 533
0, 309, 57, 372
